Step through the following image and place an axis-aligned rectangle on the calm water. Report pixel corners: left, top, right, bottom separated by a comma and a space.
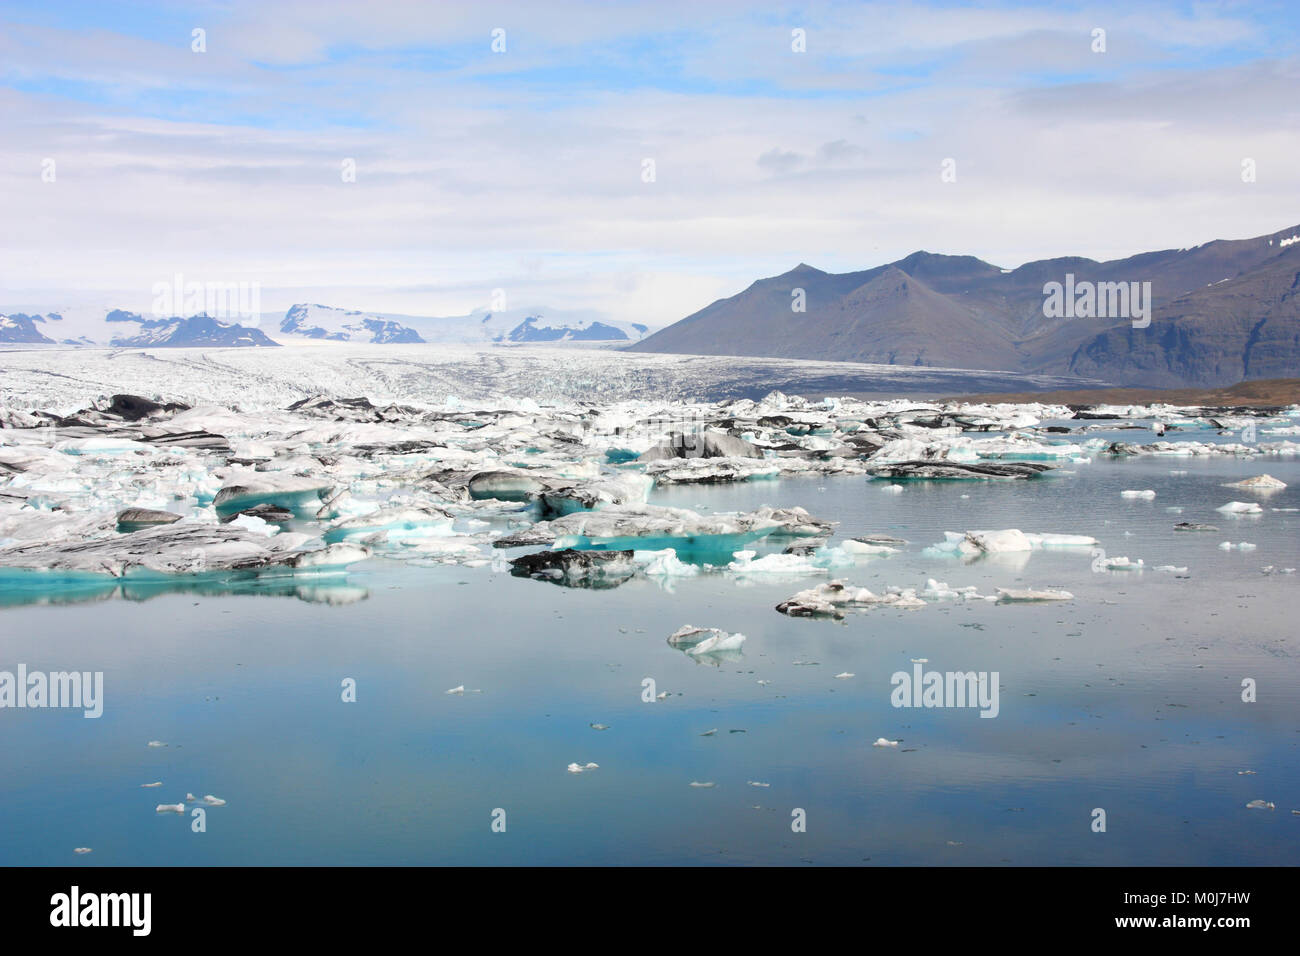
2, 431, 1298, 865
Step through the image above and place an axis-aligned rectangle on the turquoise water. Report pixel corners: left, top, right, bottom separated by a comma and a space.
1, 439, 1298, 865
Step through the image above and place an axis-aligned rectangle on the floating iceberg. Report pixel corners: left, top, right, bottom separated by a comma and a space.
996, 587, 1074, 602
1222, 474, 1286, 492
776, 580, 925, 618
0, 521, 367, 584
667, 625, 747, 662
509, 548, 637, 588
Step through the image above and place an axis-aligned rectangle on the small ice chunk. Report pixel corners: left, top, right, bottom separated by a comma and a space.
590, 723, 609, 731
748, 781, 770, 788
1223, 474, 1286, 491
840, 539, 899, 556
1121, 489, 1156, 499
728, 550, 825, 576
689, 781, 716, 788
873, 737, 900, 748
667, 625, 747, 657
1154, 566, 1189, 574
140, 781, 162, 788
1245, 799, 1275, 810
1216, 501, 1263, 514
834, 672, 855, 679
228, 513, 277, 537
882, 484, 904, 494
201, 795, 226, 806
445, 685, 465, 695
147, 741, 167, 748
73, 847, 92, 854
966, 529, 1033, 553
996, 587, 1073, 602
155, 803, 185, 814
567, 762, 599, 774
635, 548, 699, 577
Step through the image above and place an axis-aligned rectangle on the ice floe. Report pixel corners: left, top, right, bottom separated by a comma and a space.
1216, 501, 1263, 514
996, 587, 1074, 602
1223, 474, 1286, 492
667, 625, 747, 663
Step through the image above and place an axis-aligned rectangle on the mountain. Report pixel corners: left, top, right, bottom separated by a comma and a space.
110, 313, 279, 348
1, 302, 652, 349
633, 224, 1300, 388
0, 309, 278, 348
0, 314, 56, 344
281, 304, 423, 344
274, 303, 651, 346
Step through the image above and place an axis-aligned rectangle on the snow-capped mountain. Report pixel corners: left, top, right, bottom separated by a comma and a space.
274, 303, 652, 346
0, 308, 277, 347
0, 313, 56, 344
1, 301, 653, 348
281, 304, 424, 344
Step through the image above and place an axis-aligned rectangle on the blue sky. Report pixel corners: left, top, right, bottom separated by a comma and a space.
2, 0, 1297, 323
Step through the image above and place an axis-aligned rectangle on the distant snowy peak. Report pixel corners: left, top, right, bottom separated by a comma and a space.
280, 304, 424, 344
2, 302, 655, 348
501, 315, 635, 343
276, 303, 652, 346
111, 314, 279, 348
0, 309, 278, 347
0, 313, 57, 344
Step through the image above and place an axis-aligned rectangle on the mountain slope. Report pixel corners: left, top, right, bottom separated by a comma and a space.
1064, 246, 1300, 387
633, 224, 1300, 387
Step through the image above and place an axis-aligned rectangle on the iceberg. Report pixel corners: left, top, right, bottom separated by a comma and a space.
776, 580, 925, 618
0, 521, 367, 584
323, 505, 454, 542
1222, 474, 1286, 492
666, 625, 747, 660
1216, 501, 1263, 514
508, 548, 637, 588
996, 587, 1074, 602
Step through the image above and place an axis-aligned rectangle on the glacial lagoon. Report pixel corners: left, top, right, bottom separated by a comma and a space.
2, 436, 1297, 865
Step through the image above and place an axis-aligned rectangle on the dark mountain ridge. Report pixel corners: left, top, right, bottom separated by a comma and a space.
633, 224, 1300, 387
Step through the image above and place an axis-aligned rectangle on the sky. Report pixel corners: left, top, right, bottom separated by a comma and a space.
1, 0, 1298, 325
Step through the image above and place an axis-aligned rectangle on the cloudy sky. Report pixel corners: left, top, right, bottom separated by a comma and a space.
2, 0, 1297, 324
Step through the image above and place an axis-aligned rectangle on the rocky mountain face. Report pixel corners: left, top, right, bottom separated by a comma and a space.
633, 225, 1300, 387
